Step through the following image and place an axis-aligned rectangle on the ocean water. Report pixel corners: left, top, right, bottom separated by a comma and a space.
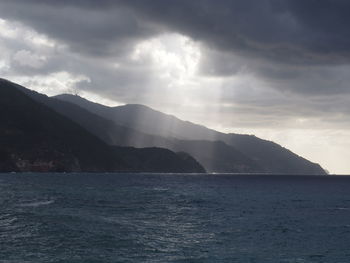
1, 173, 350, 263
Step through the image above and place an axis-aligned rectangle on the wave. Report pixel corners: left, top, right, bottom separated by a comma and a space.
18, 200, 55, 207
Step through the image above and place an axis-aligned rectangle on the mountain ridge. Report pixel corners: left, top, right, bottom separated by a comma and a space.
3, 86, 261, 173
54, 93, 326, 175
0, 78, 205, 173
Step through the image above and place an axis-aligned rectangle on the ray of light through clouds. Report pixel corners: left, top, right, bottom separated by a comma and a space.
0, 0, 350, 173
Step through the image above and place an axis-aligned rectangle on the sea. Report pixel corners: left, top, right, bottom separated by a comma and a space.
1, 173, 350, 263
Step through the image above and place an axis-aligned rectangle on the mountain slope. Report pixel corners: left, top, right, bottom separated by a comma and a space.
6, 88, 260, 173
0, 80, 116, 172
56, 94, 326, 175
55, 94, 218, 140
224, 134, 325, 174
16, 86, 167, 147
53, 94, 263, 172
0, 79, 205, 173
160, 139, 261, 173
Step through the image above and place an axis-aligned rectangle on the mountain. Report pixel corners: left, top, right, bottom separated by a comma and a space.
16, 85, 171, 148
50, 95, 263, 173
113, 147, 204, 173
222, 134, 325, 175
15, 90, 259, 173
161, 139, 261, 173
56, 94, 219, 141
55, 94, 326, 175
0, 79, 205, 173
6, 86, 259, 173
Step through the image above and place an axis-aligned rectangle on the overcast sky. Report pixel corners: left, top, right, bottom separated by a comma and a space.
0, 0, 349, 174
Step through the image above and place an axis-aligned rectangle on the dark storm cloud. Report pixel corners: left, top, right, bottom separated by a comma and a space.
2, 0, 350, 93
1, 0, 350, 116
115, 0, 350, 64
0, 0, 159, 57
114, 0, 350, 96
1, 0, 350, 63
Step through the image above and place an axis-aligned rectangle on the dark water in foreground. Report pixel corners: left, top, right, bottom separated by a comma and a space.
1, 173, 350, 262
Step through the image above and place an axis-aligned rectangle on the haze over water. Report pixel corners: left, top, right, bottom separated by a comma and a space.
1, 173, 350, 262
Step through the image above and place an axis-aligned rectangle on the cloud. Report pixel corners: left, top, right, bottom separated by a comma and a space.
115, 0, 350, 64
0, 0, 349, 120
13, 50, 46, 68
0, 0, 349, 104
1, 0, 349, 62
0, 0, 159, 57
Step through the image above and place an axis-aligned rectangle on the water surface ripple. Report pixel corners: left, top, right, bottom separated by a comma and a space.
0, 173, 350, 262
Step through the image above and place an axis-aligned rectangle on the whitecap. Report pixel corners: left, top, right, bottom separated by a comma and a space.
18, 200, 55, 207
152, 187, 169, 191
327, 207, 350, 211
336, 207, 350, 210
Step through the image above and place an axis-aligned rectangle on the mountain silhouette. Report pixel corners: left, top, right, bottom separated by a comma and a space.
7, 85, 260, 173
55, 94, 326, 175
0, 79, 205, 173
24, 91, 261, 173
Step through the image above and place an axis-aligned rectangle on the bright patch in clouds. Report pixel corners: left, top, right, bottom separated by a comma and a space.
131, 33, 201, 89
128, 34, 221, 109
13, 50, 46, 68
132, 34, 201, 78
10, 72, 90, 96
0, 59, 9, 72
0, 18, 55, 48
0, 18, 18, 39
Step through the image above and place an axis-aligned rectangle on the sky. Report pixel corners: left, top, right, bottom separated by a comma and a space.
0, 0, 349, 174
